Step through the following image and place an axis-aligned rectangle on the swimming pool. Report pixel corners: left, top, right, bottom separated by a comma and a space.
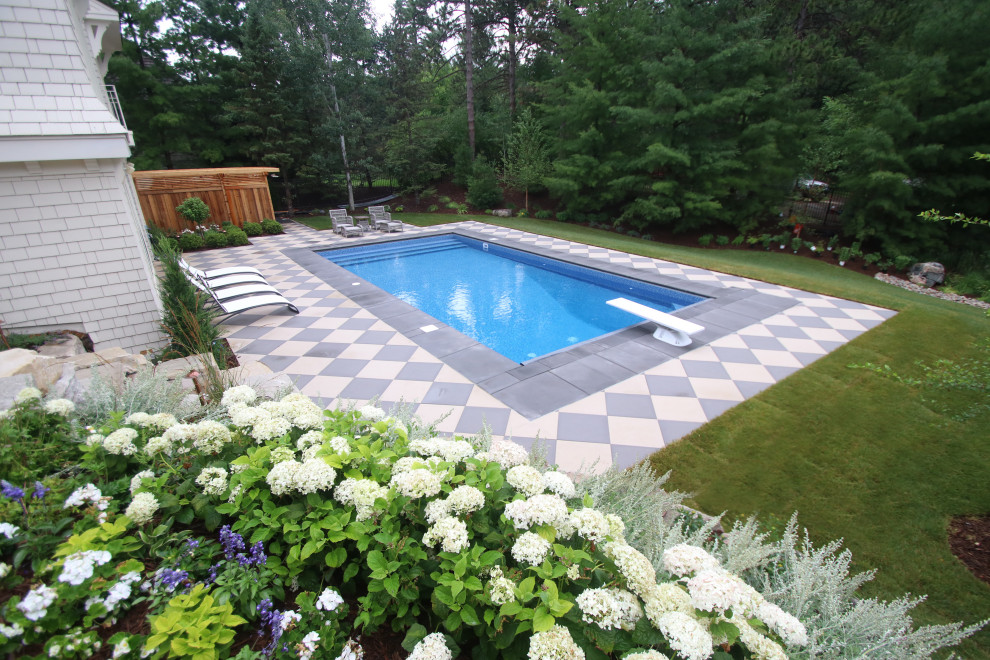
319, 235, 705, 363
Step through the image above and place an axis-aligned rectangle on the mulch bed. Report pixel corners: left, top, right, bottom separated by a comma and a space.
949, 516, 990, 586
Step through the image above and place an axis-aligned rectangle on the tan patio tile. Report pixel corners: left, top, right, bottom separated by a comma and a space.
605, 374, 650, 395
300, 375, 352, 400
709, 334, 750, 349
802, 327, 849, 342
679, 345, 720, 362
845, 307, 888, 321
607, 417, 664, 448
307, 316, 350, 330
269, 341, 318, 357
285, 356, 334, 375
647, 360, 688, 378
324, 329, 365, 344
687, 378, 744, 401
749, 349, 804, 367
504, 411, 557, 440
356, 361, 405, 380
338, 343, 384, 360
554, 440, 612, 475
737, 324, 776, 337
436, 365, 473, 383
649, 396, 708, 422
558, 391, 607, 415
380, 379, 433, 404
412, 404, 461, 433
260, 326, 306, 341
824, 317, 868, 331
762, 314, 798, 327
465, 387, 505, 407
721, 362, 776, 383
777, 337, 828, 354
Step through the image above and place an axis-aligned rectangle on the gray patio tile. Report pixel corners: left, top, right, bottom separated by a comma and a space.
290, 328, 336, 342
765, 365, 800, 380
241, 339, 289, 355
479, 372, 521, 393
557, 413, 610, 443
813, 306, 856, 318
340, 317, 378, 330
304, 343, 349, 358
699, 398, 739, 419
291, 375, 315, 390
787, 315, 833, 329
734, 381, 773, 398
308, 297, 344, 308
338, 378, 392, 400
422, 382, 475, 406
373, 345, 419, 362
444, 345, 519, 381
327, 306, 359, 318
396, 362, 444, 381
764, 325, 810, 340
551, 355, 635, 395
259, 355, 299, 372
319, 359, 368, 377
657, 419, 705, 444
597, 341, 673, 373
507, 362, 551, 379
646, 375, 695, 397
494, 372, 587, 420
837, 328, 867, 340
792, 352, 825, 366
605, 393, 657, 419
354, 330, 397, 345
413, 327, 478, 358
610, 444, 658, 468
711, 346, 760, 364
455, 407, 512, 436
278, 315, 319, 328
228, 326, 274, 339
741, 335, 786, 351
681, 360, 730, 380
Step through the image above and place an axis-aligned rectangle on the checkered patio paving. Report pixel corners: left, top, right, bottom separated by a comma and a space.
187, 220, 896, 474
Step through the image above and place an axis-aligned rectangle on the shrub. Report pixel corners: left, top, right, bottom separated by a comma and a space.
698, 234, 713, 247
260, 219, 283, 235
225, 228, 250, 247
715, 235, 730, 246
791, 236, 804, 252
177, 231, 204, 252
894, 254, 915, 271
731, 235, 746, 246
467, 159, 503, 209
175, 197, 211, 226
155, 240, 221, 360
203, 230, 228, 249
838, 246, 853, 263
534, 210, 553, 220
863, 252, 881, 266
242, 222, 263, 237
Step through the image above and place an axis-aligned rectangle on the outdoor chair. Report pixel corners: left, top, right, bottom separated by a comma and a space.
185, 272, 299, 319
179, 258, 264, 282
329, 209, 355, 234
370, 209, 403, 232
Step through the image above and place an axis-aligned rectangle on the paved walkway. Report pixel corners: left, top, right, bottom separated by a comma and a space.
188, 221, 896, 474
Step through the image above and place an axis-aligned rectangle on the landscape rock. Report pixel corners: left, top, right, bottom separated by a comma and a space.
492, 209, 512, 218
230, 360, 296, 399
0, 374, 35, 411
36, 333, 85, 358
155, 353, 219, 380
0, 348, 41, 378
908, 261, 945, 287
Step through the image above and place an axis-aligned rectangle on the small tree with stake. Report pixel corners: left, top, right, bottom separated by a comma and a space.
175, 196, 211, 232
502, 108, 552, 213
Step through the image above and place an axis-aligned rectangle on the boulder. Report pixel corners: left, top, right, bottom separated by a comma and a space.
908, 262, 945, 287
229, 360, 297, 399
0, 374, 35, 411
36, 333, 85, 358
0, 348, 41, 378
492, 209, 512, 218
154, 353, 219, 380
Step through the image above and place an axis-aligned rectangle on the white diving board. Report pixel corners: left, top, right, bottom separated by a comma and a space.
607, 298, 705, 347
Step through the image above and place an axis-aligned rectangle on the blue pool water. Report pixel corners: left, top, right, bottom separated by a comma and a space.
319, 235, 705, 363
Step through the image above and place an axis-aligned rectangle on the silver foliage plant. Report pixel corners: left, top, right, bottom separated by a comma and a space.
73, 366, 198, 426
571, 463, 987, 658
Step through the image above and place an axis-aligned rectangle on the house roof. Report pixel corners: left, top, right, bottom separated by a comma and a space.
0, 0, 127, 141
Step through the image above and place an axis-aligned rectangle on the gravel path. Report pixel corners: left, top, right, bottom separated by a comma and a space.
874, 273, 990, 310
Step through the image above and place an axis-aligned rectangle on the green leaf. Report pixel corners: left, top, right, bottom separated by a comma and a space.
460, 603, 480, 626
517, 576, 536, 602
325, 547, 347, 568
400, 624, 428, 652
367, 550, 387, 573
532, 606, 555, 632
384, 574, 400, 597
445, 610, 462, 632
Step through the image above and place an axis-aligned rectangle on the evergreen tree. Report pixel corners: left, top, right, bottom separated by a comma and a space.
502, 108, 551, 211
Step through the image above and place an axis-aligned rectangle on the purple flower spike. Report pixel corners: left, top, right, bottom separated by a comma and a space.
219, 524, 245, 560
248, 540, 267, 566
157, 568, 189, 592
32, 481, 49, 500
1, 481, 24, 501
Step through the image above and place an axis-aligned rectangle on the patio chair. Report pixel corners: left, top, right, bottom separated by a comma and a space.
329, 209, 355, 234
179, 258, 267, 287
185, 273, 299, 318
370, 209, 403, 233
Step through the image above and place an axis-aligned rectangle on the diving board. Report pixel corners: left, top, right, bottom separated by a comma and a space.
607, 298, 705, 347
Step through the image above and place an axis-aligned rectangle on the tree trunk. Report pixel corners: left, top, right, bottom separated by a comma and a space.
282, 176, 294, 216
464, 0, 476, 159
508, 9, 517, 117
321, 34, 356, 211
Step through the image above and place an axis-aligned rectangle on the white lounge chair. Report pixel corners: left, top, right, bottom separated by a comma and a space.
180, 260, 268, 289
606, 298, 704, 347
184, 273, 299, 318
179, 258, 264, 281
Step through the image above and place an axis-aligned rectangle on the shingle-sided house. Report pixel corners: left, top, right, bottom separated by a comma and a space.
0, 0, 162, 352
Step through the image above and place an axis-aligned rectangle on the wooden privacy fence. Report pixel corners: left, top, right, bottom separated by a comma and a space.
131, 167, 279, 233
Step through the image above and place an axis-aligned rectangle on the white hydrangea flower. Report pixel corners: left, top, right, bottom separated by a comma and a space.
542, 471, 576, 498
316, 588, 344, 612
662, 544, 721, 577
221, 385, 257, 409
271, 446, 297, 465
605, 514, 626, 543
408, 632, 451, 660
14, 387, 42, 404
18, 585, 57, 621
0, 622, 24, 638
409, 438, 475, 463
163, 423, 197, 447
446, 485, 485, 516
734, 614, 788, 660
302, 444, 322, 461
425, 498, 452, 524
569, 508, 611, 543
112, 639, 131, 659
143, 436, 172, 456
85, 433, 104, 447
474, 439, 529, 468
125, 412, 151, 426
335, 478, 389, 521
130, 470, 155, 494
643, 582, 694, 625
148, 413, 178, 430
603, 542, 656, 598
192, 420, 232, 454
103, 572, 141, 611
250, 413, 292, 443
654, 611, 713, 660
267, 460, 301, 496
230, 406, 267, 428
294, 458, 337, 494
59, 550, 112, 586
327, 435, 351, 455
280, 610, 301, 631
756, 601, 808, 647
511, 532, 551, 567
0, 523, 20, 539
685, 569, 762, 615
566, 564, 580, 581
196, 467, 229, 496
423, 516, 469, 554
297, 430, 325, 451
393, 456, 445, 475
43, 398, 75, 416
103, 428, 138, 455
506, 465, 545, 497
358, 405, 386, 421
503, 494, 568, 530
64, 483, 103, 508
488, 566, 516, 605
125, 492, 159, 525
0, 562, 11, 578
623, 652, 670, 660
576, 587, 643, 631
390, 468, 443, 499
528, 624, 585, 660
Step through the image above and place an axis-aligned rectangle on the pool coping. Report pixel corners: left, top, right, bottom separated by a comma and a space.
284, 229, 798, 419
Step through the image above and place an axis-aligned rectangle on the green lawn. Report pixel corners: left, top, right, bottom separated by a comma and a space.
397, 212, 990, 656
293, 215, 335, 231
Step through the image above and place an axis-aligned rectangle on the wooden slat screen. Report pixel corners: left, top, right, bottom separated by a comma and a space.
131, 167, 279, 234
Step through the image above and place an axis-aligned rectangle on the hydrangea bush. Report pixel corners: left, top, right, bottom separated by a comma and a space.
0, 386, 983, 659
